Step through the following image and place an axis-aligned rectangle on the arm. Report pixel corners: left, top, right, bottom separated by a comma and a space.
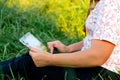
66, 41, 83, 52
29, 39, 115, 67
49, 39, 115, 67
47, 40, 83, 53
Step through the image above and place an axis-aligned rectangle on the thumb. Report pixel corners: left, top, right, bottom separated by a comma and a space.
29, 46, 39, 52
50, 47, 54, 54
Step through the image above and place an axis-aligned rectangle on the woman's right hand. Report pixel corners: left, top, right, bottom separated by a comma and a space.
47, 40, 68, 53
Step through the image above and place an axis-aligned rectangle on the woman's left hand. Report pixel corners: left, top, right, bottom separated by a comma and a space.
29, 47, 52, 67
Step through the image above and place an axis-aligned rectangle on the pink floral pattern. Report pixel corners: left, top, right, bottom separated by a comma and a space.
82, 0, 120, 73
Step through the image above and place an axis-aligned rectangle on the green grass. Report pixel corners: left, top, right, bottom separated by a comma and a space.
0, 0, 119, 80
0, 0, 120, 80
0, 0, 89, 79
0, 0, 89, 60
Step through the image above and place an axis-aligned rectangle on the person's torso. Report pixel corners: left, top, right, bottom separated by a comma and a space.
81, 0, 120, 73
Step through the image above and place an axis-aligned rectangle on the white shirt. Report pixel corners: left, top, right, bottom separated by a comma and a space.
82, 0, 120, 73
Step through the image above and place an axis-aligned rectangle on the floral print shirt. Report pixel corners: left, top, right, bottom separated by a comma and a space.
82, 0, 120, 73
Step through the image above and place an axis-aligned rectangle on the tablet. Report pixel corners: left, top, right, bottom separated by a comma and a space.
19, 32, 46, 51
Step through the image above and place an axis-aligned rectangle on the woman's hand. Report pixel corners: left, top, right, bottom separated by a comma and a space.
47, 40, 68, 53
29, 47, 52, 67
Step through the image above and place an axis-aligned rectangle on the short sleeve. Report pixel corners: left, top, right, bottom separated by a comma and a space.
92, 0, 120, 45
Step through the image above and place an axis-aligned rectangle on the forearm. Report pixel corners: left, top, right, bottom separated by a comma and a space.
50, 50, 101, 68
30, 39, 114, 68
49, 40, 114, 68
66, 41, 83, 52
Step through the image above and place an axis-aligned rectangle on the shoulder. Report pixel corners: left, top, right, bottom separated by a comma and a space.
95, 0, 119, 10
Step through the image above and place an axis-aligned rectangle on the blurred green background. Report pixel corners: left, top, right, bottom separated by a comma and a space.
0, 0, 89, 60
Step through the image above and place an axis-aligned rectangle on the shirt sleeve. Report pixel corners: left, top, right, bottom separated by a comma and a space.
92, 1, 120, 45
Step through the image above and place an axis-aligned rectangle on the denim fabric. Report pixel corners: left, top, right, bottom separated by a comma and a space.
0, 53, 120, 80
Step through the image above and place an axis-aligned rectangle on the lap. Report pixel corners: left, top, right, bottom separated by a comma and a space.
1, 53, 120, 80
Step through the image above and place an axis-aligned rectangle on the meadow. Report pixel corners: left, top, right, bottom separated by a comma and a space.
0, 0, 89, 60
0, 0, 89, 79
0, 0, 119, 80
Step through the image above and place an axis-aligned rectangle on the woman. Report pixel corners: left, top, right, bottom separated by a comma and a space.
1, 0, 120, 80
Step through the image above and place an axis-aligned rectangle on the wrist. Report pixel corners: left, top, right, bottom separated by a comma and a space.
45, 53, 54, 66
48, 53, 56, 66
65, 46, 72, 53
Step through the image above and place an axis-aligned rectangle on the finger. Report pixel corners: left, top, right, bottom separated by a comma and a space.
47, 42, 53, 48
47, 43, 54, 53
29, 47, 39, 52
29, 50, 33, 56
29, 50, 39, 57
50, 47, 54, 54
